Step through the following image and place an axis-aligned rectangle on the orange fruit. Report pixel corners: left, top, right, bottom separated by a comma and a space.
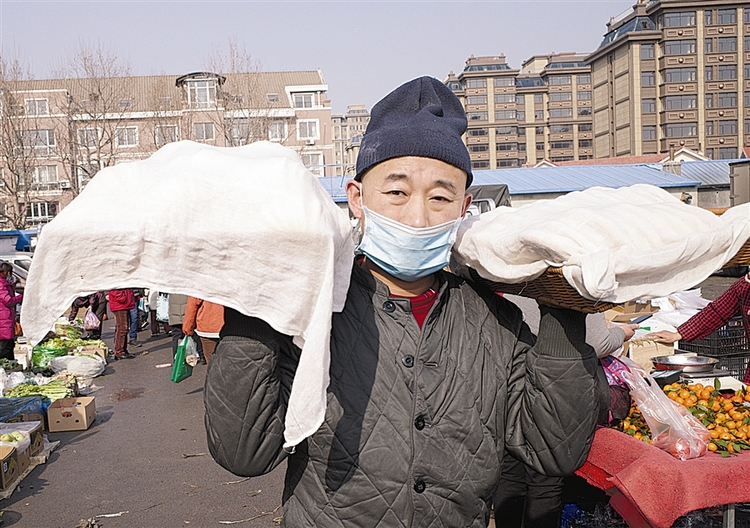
710, 430, 720, 439
708, 442, 718, 452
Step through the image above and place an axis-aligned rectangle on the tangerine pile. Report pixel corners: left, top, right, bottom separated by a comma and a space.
618, 381, 750, 456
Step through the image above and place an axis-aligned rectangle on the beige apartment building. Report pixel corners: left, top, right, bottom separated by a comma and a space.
445, 53, 594, 170
588, 0, 750, 160
331, 104, 371, 176
0, 70, 333, 228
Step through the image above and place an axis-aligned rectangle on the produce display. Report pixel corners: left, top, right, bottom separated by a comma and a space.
4, 378, 75, 402
619, 381, 750, 456
0, 431, 25, 443
0, 359, 20, 371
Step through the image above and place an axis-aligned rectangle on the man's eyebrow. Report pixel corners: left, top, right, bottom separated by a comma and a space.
384, 173, 459, 194
434, 179, 459, 194
384, 173, 409, 183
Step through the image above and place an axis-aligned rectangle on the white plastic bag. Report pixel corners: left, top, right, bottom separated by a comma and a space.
619, 357, 710, 460
83, 308, 101, 331
184, 336, 199, 367
156, 293, 169, 323
49, 355, 105, 378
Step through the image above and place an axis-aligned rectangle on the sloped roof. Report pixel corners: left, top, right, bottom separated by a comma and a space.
678, 159, 736, 186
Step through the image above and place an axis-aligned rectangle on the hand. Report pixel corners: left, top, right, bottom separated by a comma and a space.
618, 323, 639, 341
645, 330, 681, 344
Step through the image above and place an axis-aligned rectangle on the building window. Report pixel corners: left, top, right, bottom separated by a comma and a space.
495, 110, 516, 120
24, 99, 49, 116
467, 95, 488, 105
115, 126, 138, 147
293, 93, 314, 108
495, 126, 517, 135
229, 121, 250, 146
494, 94, 515, 104
705, 66, 713, 81
118, 98, 133, 110
23, 129, 56, 154
187, 80, 217, 109
516, 94, 525, 105
745, 119, 750, 134
549, 92, 572, 102
641, 71, 656, 86
497, 159, 519, 167
745, 92, 750, 107
717, 8, 736, 24
297, 119, 319, 140
548, 75, 571, 85
536, 142, 545, 151
706, 121, 714, 136
493, 77, 513, 87
577, 74, 591, 84
155, 125, 178, 147
25, 202, 57, 223
549, 108, 573, 118
642, 126, 656, 140
266, 93, 279, 103
536, 126, 545, 135
550, 124, 572, 133
193, 122, 215, 141
718, 119, 737, 134
746, 9, 750, 23
664, 122, 697, 137
577, 107, 592, 116
664, 68, 696, 82
642, 98, 656, 113
469, 144, 489, 152
578, 91, 591, 101
534, 94, 544, 104
718, 92, 737, 107
469, 128, 489, 136
496, 143, 517, 151
705, 38, 713, 54
300, 153, 324, 176
467, 111, 488, 121
465, 78, 487, 89
718, 65, 736, 80
717, 37, 737, 52
517, 110, 526, 121
578, 123, 592, 132
706, 93, 714, 108
471, 160, 490, 169
663, 40, 696, 55
268, 121, 288, 141
664, 95, 696, 110
446, 81, 462, 91
535, 110, 544, 121
719, 147, 737, 159
662, 12, 696, 27
745, 36, 750, 51
31, 165, 58, 185
550, 156, 574, 162
578, 139, 593, 148
77, 128, 99, 148
550, 140, 573, 149
705, 10, 713, 26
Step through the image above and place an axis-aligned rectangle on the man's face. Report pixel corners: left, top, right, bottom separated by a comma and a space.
346, 156, 472, 229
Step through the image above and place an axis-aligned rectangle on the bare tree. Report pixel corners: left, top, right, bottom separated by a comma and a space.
54, 42, 135, 195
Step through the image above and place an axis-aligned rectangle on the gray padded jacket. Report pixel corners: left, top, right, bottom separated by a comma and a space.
204, 264, 600, 527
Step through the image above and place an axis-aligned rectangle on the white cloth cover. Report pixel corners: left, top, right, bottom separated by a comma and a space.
21, 140, 355, 448
453, 184, 750, 303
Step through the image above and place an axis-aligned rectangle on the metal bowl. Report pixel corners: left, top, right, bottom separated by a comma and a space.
652, 355, 719, 373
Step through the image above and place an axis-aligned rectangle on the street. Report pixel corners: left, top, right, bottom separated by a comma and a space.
0, 274, 740, 527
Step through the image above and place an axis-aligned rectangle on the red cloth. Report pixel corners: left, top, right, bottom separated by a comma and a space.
576, 427, 750, 528
677, 273, 750, 384
392, 287, 438, 329
108, 289, 135, 312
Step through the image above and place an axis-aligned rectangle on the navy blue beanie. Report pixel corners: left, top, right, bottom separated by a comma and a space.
355, 76, 473, 186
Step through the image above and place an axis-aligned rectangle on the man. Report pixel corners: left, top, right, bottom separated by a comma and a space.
107, 288, 135, 360
204, 77, 600, 527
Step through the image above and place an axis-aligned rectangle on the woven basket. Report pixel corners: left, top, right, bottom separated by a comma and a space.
709, 208, 750, 268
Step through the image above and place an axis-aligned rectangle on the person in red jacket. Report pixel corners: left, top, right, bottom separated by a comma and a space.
648, 272, 750, 384
108, 288, 135, 360
0, 263, 22, 360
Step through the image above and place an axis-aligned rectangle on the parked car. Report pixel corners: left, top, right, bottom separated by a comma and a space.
0, 253, 33, 293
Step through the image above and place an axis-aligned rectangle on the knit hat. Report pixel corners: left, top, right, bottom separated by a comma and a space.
355, 76, 473, 186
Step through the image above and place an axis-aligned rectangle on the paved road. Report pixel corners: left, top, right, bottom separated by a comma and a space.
1, 324, 285, 528
0, 274, 740, 527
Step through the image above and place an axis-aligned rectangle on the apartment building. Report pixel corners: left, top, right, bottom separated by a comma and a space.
588, 0, 750, 160
0, 70, 333, 228
446, 53, 593, 170
331, 104, 371, 176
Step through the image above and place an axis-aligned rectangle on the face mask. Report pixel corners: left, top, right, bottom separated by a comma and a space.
357, 205, 462, 282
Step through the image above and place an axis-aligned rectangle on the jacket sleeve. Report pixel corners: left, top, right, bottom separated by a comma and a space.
585, 313, 626, 358
505, 305, 600, 476
678, 277, 747, 341
182, 296, 201, 335
204, 313, 299, 477
0, 285, 14, 308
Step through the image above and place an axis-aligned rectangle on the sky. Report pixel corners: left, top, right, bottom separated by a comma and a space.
1, 0, 635, 114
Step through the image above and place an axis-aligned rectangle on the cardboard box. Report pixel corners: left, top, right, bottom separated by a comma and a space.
15, 445, 30, 477
628, 340, 675, 371
0, 421, 43, 457
74, 344, 108, 362
47, 397, 95, 432
0, 445, 19, 491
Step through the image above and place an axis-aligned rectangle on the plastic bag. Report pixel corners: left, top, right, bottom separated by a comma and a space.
83, 308, 100, 331
49, 355, 105, 378
171, 336, 193, 383
618, 356, 710, 460
156, 293, 169, 323
184, 336, 199, 367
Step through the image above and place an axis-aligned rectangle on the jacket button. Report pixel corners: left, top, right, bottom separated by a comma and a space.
383, 301, 395, 313
414, 480, 426, 493
401, 355, 414, 368
414, 416, 425, 430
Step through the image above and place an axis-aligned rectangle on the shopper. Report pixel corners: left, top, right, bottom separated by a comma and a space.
648, 271, 750, 384
0, 263, 22, 361
108, 288, 135, 360
182, 296, 223, 363
204, 77, 601, 527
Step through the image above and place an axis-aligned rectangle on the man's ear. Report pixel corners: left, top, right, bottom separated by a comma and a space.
346, 180, 364, 220
460, 193, 473, 217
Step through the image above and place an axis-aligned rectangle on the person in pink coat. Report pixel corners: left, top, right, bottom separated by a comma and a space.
0, 262, 22, 360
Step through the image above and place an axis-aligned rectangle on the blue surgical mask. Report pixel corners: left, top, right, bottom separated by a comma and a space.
357, 206, 462, 282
